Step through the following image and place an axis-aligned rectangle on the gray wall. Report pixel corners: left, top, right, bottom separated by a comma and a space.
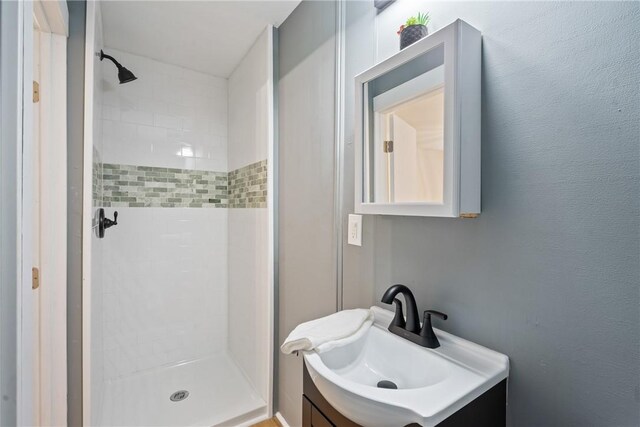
277, 1, 338, 424
0, 2, 20, 425
67, 1, 86, 425
343, 2, 640, 426
342, 0, 377, 311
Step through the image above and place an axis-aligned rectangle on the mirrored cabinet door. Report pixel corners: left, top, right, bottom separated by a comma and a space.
369, 60, 444, 205
355, 19, 481, 218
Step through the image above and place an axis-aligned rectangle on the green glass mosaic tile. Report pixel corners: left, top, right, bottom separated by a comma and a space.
101, 164, 228, 208
95, 160, 267, 208
228, 160, 268, 208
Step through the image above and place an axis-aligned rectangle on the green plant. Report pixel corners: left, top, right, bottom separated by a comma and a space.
405, 12, 430, 27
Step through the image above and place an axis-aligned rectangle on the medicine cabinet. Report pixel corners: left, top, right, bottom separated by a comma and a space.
354, 19, 481, 217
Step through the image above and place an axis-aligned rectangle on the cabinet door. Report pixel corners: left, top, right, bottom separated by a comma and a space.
303, 396, 335, 427
303, 397, 312, 427
311, 405, 334, 427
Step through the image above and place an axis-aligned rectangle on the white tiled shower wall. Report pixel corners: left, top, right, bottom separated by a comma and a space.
91, 7, 105, 424
99, 49, 229, 380
101, 48, 227, 171
101, 209, 227, 379
227, 29, 270, 402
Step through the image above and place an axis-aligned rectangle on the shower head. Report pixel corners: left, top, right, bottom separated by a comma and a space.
99, 50, 137, 84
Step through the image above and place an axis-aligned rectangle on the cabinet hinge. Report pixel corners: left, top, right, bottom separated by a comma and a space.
32, 267, 40, 289
33, 81, 40, 103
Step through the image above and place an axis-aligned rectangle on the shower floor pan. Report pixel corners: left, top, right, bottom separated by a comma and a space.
100, 353, 266, 426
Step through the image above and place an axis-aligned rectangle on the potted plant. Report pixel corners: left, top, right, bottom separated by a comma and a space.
398, 12, 430, 49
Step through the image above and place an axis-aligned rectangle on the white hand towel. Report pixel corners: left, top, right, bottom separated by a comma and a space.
281, 308, 373, 355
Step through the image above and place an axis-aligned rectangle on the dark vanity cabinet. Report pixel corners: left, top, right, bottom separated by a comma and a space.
302, 364, 506, 427
303, 365, 360, 427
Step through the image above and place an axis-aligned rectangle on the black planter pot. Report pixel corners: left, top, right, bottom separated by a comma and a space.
400, 24, 428, 49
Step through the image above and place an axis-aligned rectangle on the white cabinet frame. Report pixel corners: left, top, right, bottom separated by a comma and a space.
354, 19, 481, 217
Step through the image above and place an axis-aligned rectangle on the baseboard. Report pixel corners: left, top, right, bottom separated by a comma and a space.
216, 405, 267, 427
275, 412, 291, 427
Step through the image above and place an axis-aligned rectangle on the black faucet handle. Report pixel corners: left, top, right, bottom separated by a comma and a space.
424, 310, 448, 321
391, 298, 406, 328
420, 310, 447, 348
420, 310, 448, 336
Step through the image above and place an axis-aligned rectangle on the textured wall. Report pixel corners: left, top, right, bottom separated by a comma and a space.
0, 2, 21, 425
66, 2, 86, 424
343, 1, 640, 426
342, 0, 377, 311
278, 1, 338, 424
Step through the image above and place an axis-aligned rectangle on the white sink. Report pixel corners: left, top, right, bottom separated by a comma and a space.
303, 306, 509, 427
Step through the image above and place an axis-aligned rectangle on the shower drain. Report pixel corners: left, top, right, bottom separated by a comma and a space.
170, 390, 189, 402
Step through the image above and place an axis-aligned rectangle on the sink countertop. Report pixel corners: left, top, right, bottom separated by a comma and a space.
303, 306, 509, 427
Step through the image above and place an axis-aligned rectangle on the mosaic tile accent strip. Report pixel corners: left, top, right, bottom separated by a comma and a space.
102, 164, 228, 208
93, 147, 103, 207
98, 160, 267, 208
228, 160, 268, 208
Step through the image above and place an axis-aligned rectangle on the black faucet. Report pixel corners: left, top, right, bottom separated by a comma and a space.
381, 284, 448, 349
381, 284, 421, 332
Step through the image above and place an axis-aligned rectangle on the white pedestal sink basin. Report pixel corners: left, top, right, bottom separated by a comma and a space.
303, 306, 509, 427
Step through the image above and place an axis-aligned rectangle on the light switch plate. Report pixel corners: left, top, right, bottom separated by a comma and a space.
348, 214, 362, 246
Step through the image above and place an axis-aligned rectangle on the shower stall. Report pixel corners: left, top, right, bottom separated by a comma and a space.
81, 2, 281, 425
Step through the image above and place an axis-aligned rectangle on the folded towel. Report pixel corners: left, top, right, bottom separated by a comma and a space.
281, 308, 373, 355
314, 317, 373, 353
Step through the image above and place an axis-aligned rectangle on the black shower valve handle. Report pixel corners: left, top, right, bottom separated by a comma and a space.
98, 208, 119, 238
104, 211, 118, 229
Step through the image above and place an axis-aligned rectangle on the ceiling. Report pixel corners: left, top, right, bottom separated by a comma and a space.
101, 1, 301, 77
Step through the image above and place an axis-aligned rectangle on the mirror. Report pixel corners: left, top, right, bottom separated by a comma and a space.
362, 43, 446, 208
371, 67, 444, 204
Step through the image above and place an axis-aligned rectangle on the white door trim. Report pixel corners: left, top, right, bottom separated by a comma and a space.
1, 1, 67, 424
33, 0, 69, 36
19, 2, 36, 424
35, 30, 68, 425
33, 0, 69, 423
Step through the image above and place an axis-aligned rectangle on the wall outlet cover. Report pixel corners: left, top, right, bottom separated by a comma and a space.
348, 214, 362, 246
